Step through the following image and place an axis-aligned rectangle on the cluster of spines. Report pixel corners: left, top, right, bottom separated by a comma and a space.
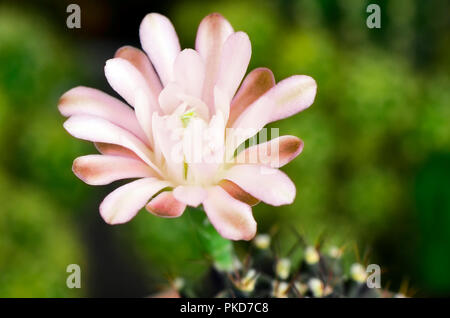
169, 233, 405, 298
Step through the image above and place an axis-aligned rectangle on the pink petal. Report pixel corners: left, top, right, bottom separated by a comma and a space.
146, 191, 186, 218
158, 83, 210, 119
159, 82, 209, 121
100, 178, 171, 225
234, 136, 304, 168
195, 13, 234, 114
183, 113, 224, 184
219, 179, 259, 206
178, 94, 210, 120
223, 164, 296, 206
104, 58, 159, 141
214, 86, 231, 123
216, 31, 251, 102
151, 113, 185, 184
58, 86, 148, 143
115, 46, 162, 99
94, 142, 141, 160
63, 115, 161, 175
158, 82, 182, 114
173, 185, 208, 207
228, 67, 275, 127
203, 186, 256, 241
73, 155, 157, 185
140, 13, 181, 86
231, 75, 317, 148
173, 49, 205, 99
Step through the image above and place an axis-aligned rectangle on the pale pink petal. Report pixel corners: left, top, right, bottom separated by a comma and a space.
178, 94, 210, 120
219, 179, 259, 206
184, 113, 224, 185
94, 142, 141, 160
173, 185, 207, 207
146, 191, 186, 218
100, 178, 171, 224
214, 86, 231, 123
231, 75, 317, 148
228, 67, 275, 127
173, 49, 205, 98
234, 136, 304, 168
58, 86, 148, 143
195, 13, 234, 114
73, 154, 157, 185
104, 58, 159, 141
182, 118, 214, 184
63, 115, 162, 175
140, 13, 181, 85
158, 82, 182, 115
115, 46, 162, 98
203, 186, 256, 241
223, 164, 296, 206
159, 83, 210, 119
151, 113, 185, 183
216, 32, 251, 102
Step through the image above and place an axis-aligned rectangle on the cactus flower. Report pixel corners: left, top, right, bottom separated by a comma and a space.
59, 13, 317, 240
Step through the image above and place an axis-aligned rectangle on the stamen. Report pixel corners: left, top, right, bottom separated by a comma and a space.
180, 109, 196, 128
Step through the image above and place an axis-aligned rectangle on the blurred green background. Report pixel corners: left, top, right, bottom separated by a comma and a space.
0, 0, 449, 297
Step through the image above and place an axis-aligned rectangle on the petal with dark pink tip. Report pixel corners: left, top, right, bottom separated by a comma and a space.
223, 164, 296, 206
228, 68, 275, 127
234, 135, 304, 168
231, 75, 317, 148
195, 13, 234, 113
58, 86, 148, 143
203, 186, 257, 241
105, 58, 159, 141
63, 115, 161, 175
94, 142, 142, 160
73, 155, 157, 185
219, 179, 260, 206
216, 31, 251, 102
140, 13, 181, 85
100, 177, 171, 225
146, 191, 186, 218
114, 46, 162, 98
